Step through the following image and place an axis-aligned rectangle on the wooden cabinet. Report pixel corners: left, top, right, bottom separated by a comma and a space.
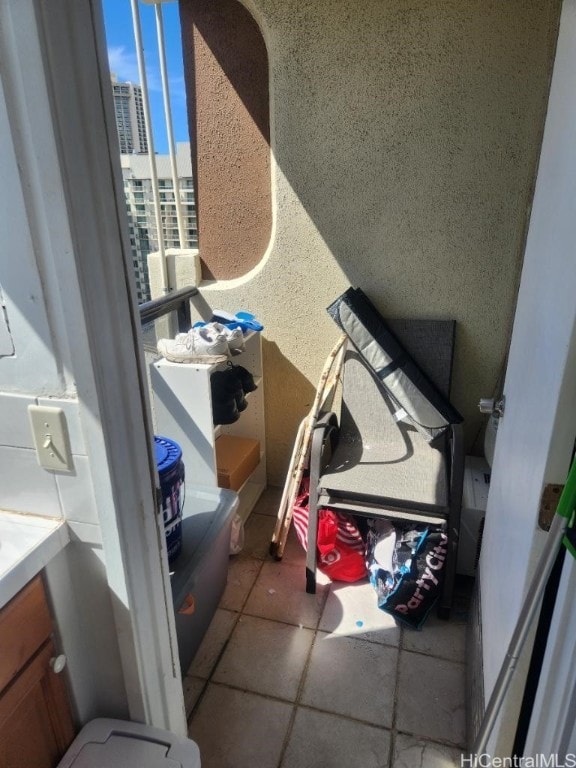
0, 577, 75, 768
152, 330, 266, 522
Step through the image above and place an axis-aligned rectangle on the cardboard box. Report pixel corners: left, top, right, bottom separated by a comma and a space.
215, 435, 260, 491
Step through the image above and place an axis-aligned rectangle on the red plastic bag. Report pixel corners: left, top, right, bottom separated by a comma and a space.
292, 478, 367, 583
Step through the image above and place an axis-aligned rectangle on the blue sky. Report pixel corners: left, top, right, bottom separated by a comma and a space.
102, 0, 189, 154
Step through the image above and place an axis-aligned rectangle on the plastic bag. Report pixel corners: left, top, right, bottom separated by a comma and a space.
292, 478, 367, 583
367, 521, 448, 629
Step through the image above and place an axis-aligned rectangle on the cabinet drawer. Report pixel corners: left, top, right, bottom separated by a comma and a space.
0, 576, 52, 693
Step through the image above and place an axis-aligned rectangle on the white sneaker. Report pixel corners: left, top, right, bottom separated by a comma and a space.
157, 328, 229, 363
205, 322, 245, 355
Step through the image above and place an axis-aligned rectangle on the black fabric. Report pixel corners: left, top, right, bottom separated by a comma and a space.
231, 363, 257, 393
327, 287, 463, 442
211, 370, 241, 425
211, 365, 258, 425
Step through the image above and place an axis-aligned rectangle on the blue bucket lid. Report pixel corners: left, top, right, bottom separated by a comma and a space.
154, 435, 182, 474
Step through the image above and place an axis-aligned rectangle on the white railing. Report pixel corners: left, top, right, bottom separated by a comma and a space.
129, 0, 188, 294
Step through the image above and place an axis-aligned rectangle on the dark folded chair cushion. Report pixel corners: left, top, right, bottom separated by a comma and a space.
327, 287, 463, 442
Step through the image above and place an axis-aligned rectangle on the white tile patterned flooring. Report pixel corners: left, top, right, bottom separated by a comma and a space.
185, 488, 470, 768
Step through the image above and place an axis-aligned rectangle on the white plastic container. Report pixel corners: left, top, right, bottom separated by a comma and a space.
457, 456, 491, 577
57, 718, 200, 767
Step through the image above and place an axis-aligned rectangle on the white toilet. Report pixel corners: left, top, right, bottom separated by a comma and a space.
57, 719, 201, 768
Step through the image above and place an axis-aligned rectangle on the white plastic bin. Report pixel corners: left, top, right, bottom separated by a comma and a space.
57, 718, 200, 767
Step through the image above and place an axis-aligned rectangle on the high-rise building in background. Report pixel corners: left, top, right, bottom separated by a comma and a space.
111, 73, 148, 154
121, 143, 198, 303
111, 74, 197, 303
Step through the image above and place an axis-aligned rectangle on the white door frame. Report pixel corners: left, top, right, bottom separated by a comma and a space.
522, 5, 576, 746
0, 0, 186, 735
478, 0, 576, 755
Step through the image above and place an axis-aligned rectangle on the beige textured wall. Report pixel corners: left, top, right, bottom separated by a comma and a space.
191, 0, 560, 485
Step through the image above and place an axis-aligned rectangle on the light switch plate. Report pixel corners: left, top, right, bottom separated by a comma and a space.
28, 405, 74, 472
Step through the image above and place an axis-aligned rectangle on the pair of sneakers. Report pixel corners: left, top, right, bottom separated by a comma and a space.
192, 321, 245, 355
211, 363, 257, 426
157, 323, 243, 364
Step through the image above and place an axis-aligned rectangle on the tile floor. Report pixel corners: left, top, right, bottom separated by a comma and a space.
185, 488, 471, 768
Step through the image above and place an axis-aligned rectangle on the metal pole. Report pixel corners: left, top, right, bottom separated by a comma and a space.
129, 0, 169, 295
153, 2, 187, 250
472, 459, 576, 756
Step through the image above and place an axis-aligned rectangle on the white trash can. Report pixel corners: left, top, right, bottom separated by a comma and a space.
57, 719, 200, 768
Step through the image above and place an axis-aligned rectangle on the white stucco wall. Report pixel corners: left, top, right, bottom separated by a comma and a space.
184, 0, 561, 484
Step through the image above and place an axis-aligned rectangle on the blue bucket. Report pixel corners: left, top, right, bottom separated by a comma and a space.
154, 436, 185, 564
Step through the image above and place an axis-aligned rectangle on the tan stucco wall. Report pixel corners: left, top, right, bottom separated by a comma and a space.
186, 0, 560, 485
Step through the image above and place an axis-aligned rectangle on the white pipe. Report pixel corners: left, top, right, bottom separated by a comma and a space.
153, 2, 187, 249
129, 0, 169, 295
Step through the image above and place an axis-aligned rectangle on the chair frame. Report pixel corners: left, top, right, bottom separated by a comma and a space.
304, 332, 465, 620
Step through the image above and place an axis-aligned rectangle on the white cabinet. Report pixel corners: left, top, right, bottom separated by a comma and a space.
151, 331, 266, 522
